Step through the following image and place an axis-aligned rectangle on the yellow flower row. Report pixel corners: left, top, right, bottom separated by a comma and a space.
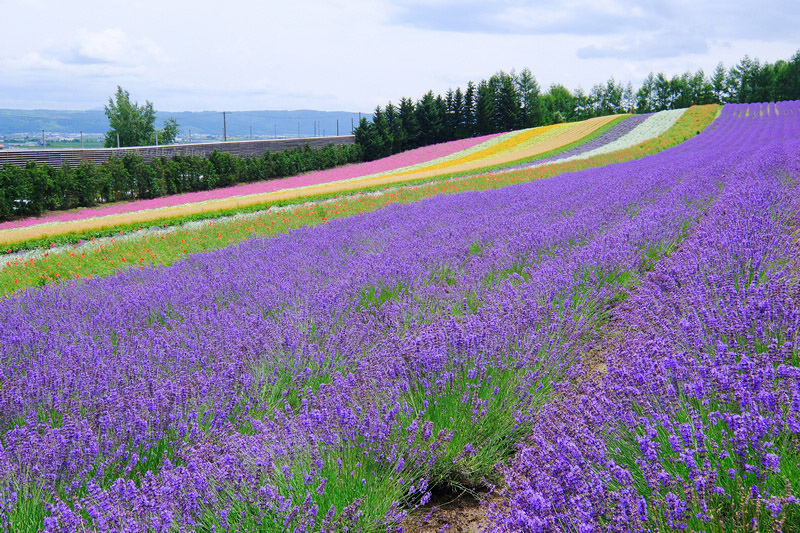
372, 115, 623, 183
386, 125, 557, 178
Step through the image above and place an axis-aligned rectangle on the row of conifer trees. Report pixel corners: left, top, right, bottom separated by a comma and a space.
355, 50, 800, 161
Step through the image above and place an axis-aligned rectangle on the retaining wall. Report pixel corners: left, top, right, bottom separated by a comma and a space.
0, 136, 355, 168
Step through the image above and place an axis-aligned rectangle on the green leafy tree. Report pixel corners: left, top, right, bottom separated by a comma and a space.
542, 84, 575, 124
104, 86, 179, 147
153, 117, 179, 145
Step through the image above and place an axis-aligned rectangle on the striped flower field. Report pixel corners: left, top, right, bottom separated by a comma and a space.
0, 113, 624, 246
2, 101, 798, 532
0, 106, 717, 296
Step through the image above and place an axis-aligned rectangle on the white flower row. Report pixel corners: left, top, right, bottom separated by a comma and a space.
527, 109, 687, 168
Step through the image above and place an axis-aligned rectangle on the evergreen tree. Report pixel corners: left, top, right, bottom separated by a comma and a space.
604, 77, 624, 115
774, 51, 800, 101
398, 97, 419, 150
517, 68, 542, 127
475, 80, 496, 135
372, 106, 392, 159
654, 73, 674, 110
415, 91, 444, 146
464, 81, 477, 136
711, 62, 728, 103
434, 94, 449, 143
588, 83, 605, 117
636, 73, 657, 113
572, 87, 591, 121
385, 103, 405, 154
354, 116, 381, 161
688, 69, 715, 105
728, 56, 762, 103
453, 87, 467, 139
494, 71, 522, 131
622, 82, 634, 113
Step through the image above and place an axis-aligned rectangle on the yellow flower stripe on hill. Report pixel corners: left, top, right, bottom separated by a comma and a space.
330, 130, 523, 183
385, 125, 558, 178
361, 114, 623, 183
513, 122, 573, 150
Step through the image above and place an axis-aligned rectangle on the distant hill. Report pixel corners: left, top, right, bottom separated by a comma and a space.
0, 109, 368, 138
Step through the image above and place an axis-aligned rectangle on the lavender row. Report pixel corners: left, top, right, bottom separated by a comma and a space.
0, 169, 709, 530
1, 101, 798, 531
489, 102, 800, 531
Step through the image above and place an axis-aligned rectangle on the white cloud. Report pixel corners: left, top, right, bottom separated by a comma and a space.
4, 28, 166, 80
71, 28, 166, 66
0, 0, 797, 112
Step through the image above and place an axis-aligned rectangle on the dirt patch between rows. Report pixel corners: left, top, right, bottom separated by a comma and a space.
403, 487, 504, 533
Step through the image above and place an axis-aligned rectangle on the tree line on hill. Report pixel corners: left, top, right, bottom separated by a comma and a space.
0, 144, 362, 222
355, 50, 800, 161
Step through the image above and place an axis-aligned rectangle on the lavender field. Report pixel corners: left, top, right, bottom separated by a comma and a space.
1, 101, 799, 532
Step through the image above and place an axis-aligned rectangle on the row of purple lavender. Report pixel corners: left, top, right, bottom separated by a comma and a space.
1, 102, 798, 531
489, 102, 800, 531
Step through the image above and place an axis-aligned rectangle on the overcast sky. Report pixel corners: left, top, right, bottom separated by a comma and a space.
1, 0, 798, 113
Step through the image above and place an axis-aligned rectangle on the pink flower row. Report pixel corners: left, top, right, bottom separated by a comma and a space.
0, 134, 501, 231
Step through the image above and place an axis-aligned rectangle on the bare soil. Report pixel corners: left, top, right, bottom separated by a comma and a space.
403, 487, 503, 533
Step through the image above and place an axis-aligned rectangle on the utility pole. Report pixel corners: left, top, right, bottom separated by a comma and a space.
351, 117, 354, 133
155, 131, 159, 146
80, 131, 84, 149
336, 119, 339, 136
250, 126, 253, 140
117, 132, 120, 148
41, 130, 45, 148
297, 122, 300, 138
274, 125, 277, 138
223, 111, 227, 141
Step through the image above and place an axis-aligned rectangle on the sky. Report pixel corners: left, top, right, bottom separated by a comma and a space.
0, 0, 798, 113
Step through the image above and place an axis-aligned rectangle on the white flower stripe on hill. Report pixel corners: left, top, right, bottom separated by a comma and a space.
530, 109, 686, 168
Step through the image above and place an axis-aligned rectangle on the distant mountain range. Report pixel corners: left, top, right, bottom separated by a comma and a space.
0, 109, 368, 138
